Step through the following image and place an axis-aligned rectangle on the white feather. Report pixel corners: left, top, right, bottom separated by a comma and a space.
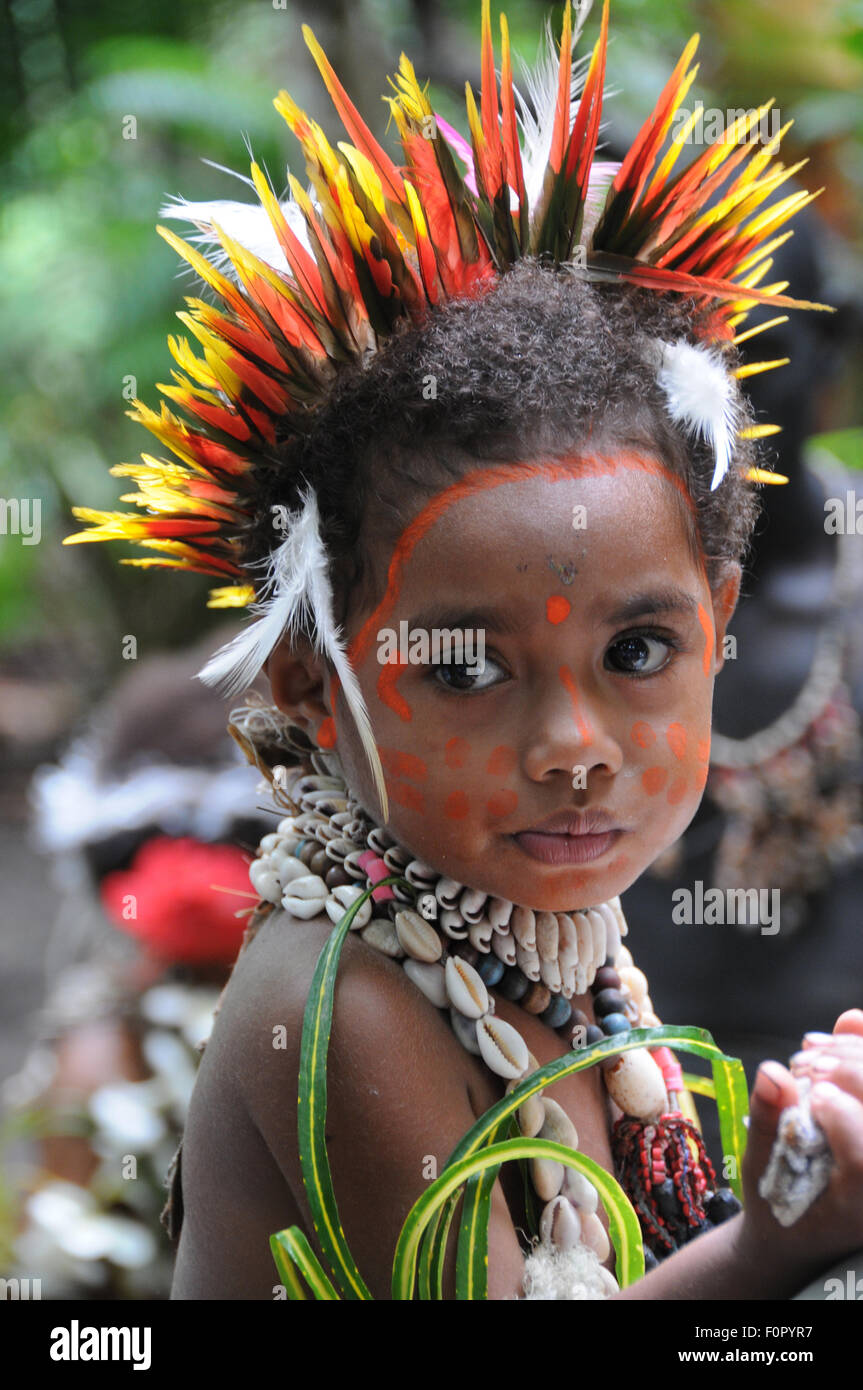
196, 489, 388, 819
159, 194, 316, 277
512, 2, 593, 213
655, 339, 740, 490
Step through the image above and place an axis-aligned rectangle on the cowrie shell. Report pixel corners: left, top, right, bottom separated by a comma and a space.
467, 918, 493, 953
383, 844, 410, 871
259, 833, 282, 853
535, 913, 559, 963
530, 1156, 565, 1202
560, 960, 577, 998
475, 1015, 529, 1080
445, 956, 488, 1019
458, 888, 487, 924
361, 918, 404, 957
607, 895, 628, 938
248, 859, 281, 904
539, 956, 562, 993
324, 836, 353, 862
405, 859, 436, 889
540, 1196, 582, 1251
277, 817, 300, 837
616, 944, 634, 969
367, 826, 395, 855
449, 1007, 482, 1054
515, 943, 541, 983
579, 1210, 610, 1262
557, 913, 579, 968
488, 897, 513, 932
282, 876, 328, 919
394, 909, 442, 963
342, 851, 368, 881
402, 959, 447, 1008
603, 1048, 667, 1121
325, 884, 372, 929
271, 853, 312, 885
586, 908, 607, 982
440, 909, 468, 940
539, 1096, 579, 1151
594, 901, 621, 963
435, 877, 463, 910
561, 1167, 599, 1213
573, 913, 592, 993
619, 965, 648, 1005
491, 931, 517, 966
511, 907, 536, 951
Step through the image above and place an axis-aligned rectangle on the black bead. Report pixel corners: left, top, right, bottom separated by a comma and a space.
599, 1011, 630, 1036
476, 954, 505, 987
584, 1024, 605, 1046
539, 993, 572, 1029
593, 988, 627, 1018
706, 1188, 742, 1225
570, 1008, 590, 1028
654, 1179, 680, 1222
593, 965, 622, 992
497, 966, 529, 1001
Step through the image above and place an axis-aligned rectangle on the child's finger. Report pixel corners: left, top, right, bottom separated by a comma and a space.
833, 1008, 863, 1037
791, 1057, 863, 1105
746, 1061, 798, 1172
809, 1080, 863, 1173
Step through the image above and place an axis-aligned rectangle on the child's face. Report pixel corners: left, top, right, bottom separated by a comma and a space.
275, 454, 739, 913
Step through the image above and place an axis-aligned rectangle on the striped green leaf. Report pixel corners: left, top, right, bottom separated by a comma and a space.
270, 1227, 338, 1300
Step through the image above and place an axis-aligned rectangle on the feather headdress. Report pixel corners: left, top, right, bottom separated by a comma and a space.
64, 0, 829, 807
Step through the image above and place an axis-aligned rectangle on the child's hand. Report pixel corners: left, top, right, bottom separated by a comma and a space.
737, 1008, 863, 1284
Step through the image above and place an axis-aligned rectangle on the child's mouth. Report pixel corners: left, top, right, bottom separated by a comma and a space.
511, 828, 623, 865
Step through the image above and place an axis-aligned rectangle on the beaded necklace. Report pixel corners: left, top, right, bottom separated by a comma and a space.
230, 696, 740, 1296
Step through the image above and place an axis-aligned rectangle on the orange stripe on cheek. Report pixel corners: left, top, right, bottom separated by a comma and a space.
642, 766, 667, 795
444, 790, 470, 819
558, 665, 593, 744
379, 748, 427, 780
697, 603, 713, 677
487, 789, 518, 819
667, 775, 687, 805
631, 721, 656, 749
445, 736, 470, 769
389, 781, 425, 813
486, 744, 516, 776
666, 723, 687, 760
546, 595, 571, 624
377, 657, 412, 721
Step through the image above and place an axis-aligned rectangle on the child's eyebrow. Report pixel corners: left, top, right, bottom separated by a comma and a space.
406, 604, 526, 635
600, 587, 699, 626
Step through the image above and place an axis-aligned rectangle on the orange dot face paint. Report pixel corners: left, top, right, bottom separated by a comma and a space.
546, 594, 571, 625
487, 788, 518, 819
444, 789, 470, 820
666, 723, 687, 760
630, 721, 656, 749
389, 781, 425, 813
445, 736, 470, 769
379, 748, 427, 781
486, 744, 516, 776
666, 775, 687, 806
642, 766, 667, 796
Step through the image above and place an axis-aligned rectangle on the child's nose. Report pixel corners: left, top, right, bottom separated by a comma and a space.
522, 666, 623, 783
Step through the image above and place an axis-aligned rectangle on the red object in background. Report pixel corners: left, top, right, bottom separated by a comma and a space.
99, 836, 253, 966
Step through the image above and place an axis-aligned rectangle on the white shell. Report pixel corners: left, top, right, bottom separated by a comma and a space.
459, 888, 487, 924
617, 944, 634, 968
366, 826, 394, 854
579, 1209, 610, 1261
586, 908, 607, 980
511, 907, 536, 951
598, 1266, 619, 1295
467, 917, 493, 953
505, 1080, 545, 1137
539, 1096, 579, 1151
595, 900, 621, 963
435, 877, 463, 910
560, 960, 577, 999
515, 943, 541, 983
619, 965, 648, 1005
561, 1166, 599, 1213
270, 850, 311, 884
404, 859, 436, 888
282, 873, 328, 919
539, 956, 563, 993
535, 912, 559, 962
530, 1156, 565, 1202
402, 959, 447, 1008
440, 908, 468, 939
491, 931, 517, 966
259, 833, 282, 853
603, 1048, 667, 1120
325, 885, 372, 929
488, 897, 513, 932
476, 1015, 529, 1080
445, 956, 489, 1019
557, 913, 579, 967
248, 859, 282, 904
573, 913, 592, 993
449, 1007, 482, 1054
277, 817, 299, 837
607, 894, 629, 938
383, 844, 410, 871
361, 918, 404, 957
394, 909, 443, 963
539, 1195, 583, 1251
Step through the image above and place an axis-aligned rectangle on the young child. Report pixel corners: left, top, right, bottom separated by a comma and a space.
64, 2, 863, 1299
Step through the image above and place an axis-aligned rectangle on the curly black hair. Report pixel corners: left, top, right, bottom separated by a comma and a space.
240, 259, 762, 634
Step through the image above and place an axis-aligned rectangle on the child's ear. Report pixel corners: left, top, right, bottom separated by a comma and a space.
264, 637, 330, 732
710, 561, 742, 675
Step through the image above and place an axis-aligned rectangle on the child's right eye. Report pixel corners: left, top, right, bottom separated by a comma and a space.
431, 656, 508, 693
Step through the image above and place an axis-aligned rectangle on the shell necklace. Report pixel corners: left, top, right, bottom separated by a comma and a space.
231, 699, 740, 1298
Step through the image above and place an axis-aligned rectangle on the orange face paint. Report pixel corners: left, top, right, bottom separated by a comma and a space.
696, 736, 710, 762
697, 602, 713, 677
665, 723, 687, 760
316, 716, 337, 749
546, 595, 571, 625
486, 744, 516, 776
388, 781, 425, 813
377, 656, 412, 722
558, 664, 593, 745
487, 788, 518, 819
444, 736, 470, 769
630, 721, 656, 749
642, 766, 667, 796
666, 775, 687, 806
444, 789, 470, 820
379, 747, 427, 781
694, 765, 709, 793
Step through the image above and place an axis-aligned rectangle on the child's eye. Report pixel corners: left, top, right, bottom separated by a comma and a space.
431, 655, 508, 692
605, 630, 678, 676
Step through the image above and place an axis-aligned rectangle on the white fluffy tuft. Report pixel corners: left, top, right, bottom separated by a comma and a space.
522, 1239, 616, 1300
196, 489, 388, 820
159, 195, 315, 277
655, 338, 740, 490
